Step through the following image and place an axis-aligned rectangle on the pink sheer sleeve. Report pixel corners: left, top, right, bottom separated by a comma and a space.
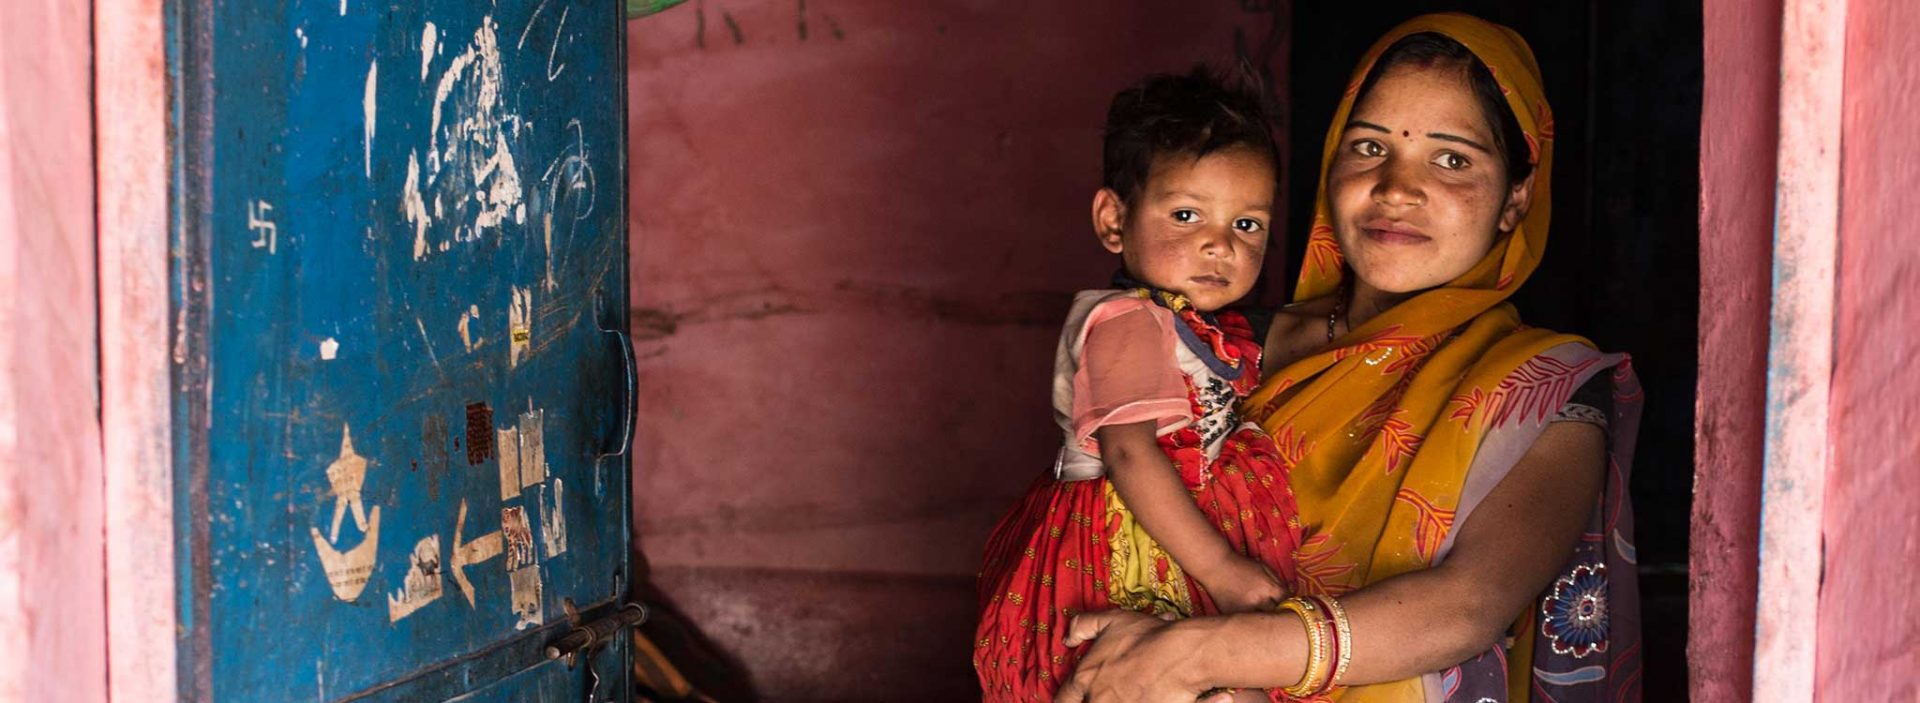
1070, 302, 1192, 455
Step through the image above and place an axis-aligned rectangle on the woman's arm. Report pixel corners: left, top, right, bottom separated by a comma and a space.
1059, 420, 1607, 699
1099, 421, 1282, 611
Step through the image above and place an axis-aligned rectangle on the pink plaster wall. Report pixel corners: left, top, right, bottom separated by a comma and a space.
0, 1, 106, 702
1690, 1, 1779, 700
624, 1, 1283, 694
1820, 0, 1920, 696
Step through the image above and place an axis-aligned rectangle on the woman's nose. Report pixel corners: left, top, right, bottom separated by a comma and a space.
1372, 159, 1428, 208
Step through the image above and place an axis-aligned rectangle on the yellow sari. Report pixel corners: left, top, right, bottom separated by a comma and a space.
1241, 14, 1644, 702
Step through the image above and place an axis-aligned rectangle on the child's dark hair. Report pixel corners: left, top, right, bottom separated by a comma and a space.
1354, 32, 1533, 184
1101, 64, 1278, 203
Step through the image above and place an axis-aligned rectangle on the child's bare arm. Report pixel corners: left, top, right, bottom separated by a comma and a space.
1098, 420, 1284, 613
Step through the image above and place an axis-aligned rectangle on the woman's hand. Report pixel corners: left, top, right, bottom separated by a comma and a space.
1054, 610, 1229, 703
1198, 558, 1285, 615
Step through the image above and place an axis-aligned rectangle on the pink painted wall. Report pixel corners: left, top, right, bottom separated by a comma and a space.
1820, 0, 1920, 696
624, 1, 1283, 694
0, 1, 106, 702
1690, 1, 1779, 700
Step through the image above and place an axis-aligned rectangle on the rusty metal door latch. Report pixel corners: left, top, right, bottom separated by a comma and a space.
547, 602, 650, 667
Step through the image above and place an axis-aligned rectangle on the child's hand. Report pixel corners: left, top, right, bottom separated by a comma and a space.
1203, 557, 1287, 614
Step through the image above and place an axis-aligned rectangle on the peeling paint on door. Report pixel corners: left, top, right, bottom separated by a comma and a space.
508, 286, 532, 368
516, 406, 545, 488
539, 478, 567, 559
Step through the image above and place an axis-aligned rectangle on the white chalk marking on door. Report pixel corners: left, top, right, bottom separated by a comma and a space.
545, 5, 569, 81
319, 337, 339, 360
517, 406, 545, 488
539, 478, 567, 559
451, 499, 503, 607
247, 200, 277, 254
363, 60, 377, 179
387, 535, 444, 622
412, 317, 443, 371
508, 286, 531, 368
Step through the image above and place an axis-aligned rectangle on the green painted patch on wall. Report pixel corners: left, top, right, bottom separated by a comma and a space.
627, 0, 687, 19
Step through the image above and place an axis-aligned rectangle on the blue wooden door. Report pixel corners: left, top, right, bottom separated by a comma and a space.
168, 1, 632, 700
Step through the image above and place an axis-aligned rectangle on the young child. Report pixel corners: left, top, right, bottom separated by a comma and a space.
974, 66, 1304, 701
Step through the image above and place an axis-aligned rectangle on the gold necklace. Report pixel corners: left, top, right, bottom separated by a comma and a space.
1327, 285, 1346, 344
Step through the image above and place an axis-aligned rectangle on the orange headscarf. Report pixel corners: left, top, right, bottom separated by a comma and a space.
1241, 14, 1594, 701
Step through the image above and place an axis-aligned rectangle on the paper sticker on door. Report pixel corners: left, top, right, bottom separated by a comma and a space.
388, 535, 444, 622
311, 425, 382, 601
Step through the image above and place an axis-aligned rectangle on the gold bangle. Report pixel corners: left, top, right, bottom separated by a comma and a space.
1276, 597, 1330, 696
1293, 596, 1339, 696
1308, 594, 1353, 690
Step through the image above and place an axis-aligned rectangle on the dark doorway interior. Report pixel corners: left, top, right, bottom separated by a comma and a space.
1285, 3, 1700, 699
625, 2, 1700, 699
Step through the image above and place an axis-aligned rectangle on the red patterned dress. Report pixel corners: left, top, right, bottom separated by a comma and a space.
974, 289, 1306, 701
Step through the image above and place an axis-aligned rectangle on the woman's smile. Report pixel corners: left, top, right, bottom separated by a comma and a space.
1359, 218, 1432, 245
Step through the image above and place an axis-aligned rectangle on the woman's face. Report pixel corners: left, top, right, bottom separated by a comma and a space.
1326, 62, 1532, 295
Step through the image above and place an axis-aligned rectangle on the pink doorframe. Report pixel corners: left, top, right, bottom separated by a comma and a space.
1750, 0, 1846, 699
96, 0, 178, 700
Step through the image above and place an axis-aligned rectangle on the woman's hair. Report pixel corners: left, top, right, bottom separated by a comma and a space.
1353, 32, 1533, 184
1101, 64, 1278, 203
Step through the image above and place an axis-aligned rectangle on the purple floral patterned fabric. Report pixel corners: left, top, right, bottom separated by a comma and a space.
1438, 360, 1644, 703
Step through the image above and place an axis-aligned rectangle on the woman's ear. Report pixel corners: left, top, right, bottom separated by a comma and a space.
1497, 172, 1537, 233
1092, 188, 1128, 254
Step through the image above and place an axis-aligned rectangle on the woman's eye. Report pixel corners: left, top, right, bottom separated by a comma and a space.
1172, 209, 1199, 224
1433, 152, 1471, 170
1351, 140, 1386, 158
1234, 218, 1264, 233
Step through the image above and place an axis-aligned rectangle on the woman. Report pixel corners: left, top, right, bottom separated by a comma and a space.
1054, 14, 1643, 703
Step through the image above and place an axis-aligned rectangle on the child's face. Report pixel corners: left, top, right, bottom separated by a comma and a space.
1325, 63, 1533, 295
1094, 147, 1275, 312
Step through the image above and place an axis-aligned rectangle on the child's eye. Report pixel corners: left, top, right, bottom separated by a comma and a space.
1351, 139, 1386, 158
1233, 218, 1264, 233
1172, 209, 1199, 224
1432, 152, 1471, 170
